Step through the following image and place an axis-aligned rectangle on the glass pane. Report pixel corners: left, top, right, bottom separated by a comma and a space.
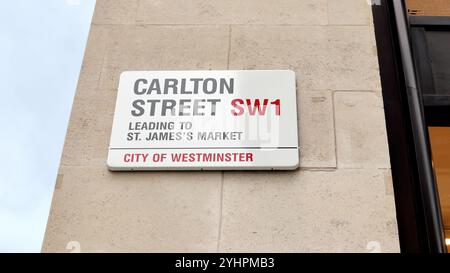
426, 31, 450, 95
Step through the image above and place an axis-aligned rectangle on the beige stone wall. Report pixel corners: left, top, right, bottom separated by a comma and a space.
42, 0, 400, 252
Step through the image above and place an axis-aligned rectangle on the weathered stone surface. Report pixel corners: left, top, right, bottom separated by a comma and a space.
334, 92, 391, 169
43, 166, 222, 252
61, 88, 115, 167
98, 25, 230, 92
298, 90, 336, 168
92, 0, 139, 25
136, 0, 328, 25
60, 25, 111, 167
70, 25, 108, 96
219, 169, 399, 252
328, 0, 374, 25
229, 26, 381, 91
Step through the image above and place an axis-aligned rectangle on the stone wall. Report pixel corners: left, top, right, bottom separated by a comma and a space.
43, 0, 399, 252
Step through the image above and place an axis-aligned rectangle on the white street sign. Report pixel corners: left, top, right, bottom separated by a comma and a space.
107, 70, 299, 170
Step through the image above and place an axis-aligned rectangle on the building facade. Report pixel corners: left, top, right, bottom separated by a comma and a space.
42, 0, 404, 252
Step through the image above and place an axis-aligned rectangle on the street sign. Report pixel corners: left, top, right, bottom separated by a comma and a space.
107, 70, 299, 170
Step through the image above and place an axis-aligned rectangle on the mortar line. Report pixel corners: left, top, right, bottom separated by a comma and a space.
134, 0, 141, 24
226, 25, 232, 69
94, 29, 110, 91
331, 90, 339, 169
326, 0, 330, 25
